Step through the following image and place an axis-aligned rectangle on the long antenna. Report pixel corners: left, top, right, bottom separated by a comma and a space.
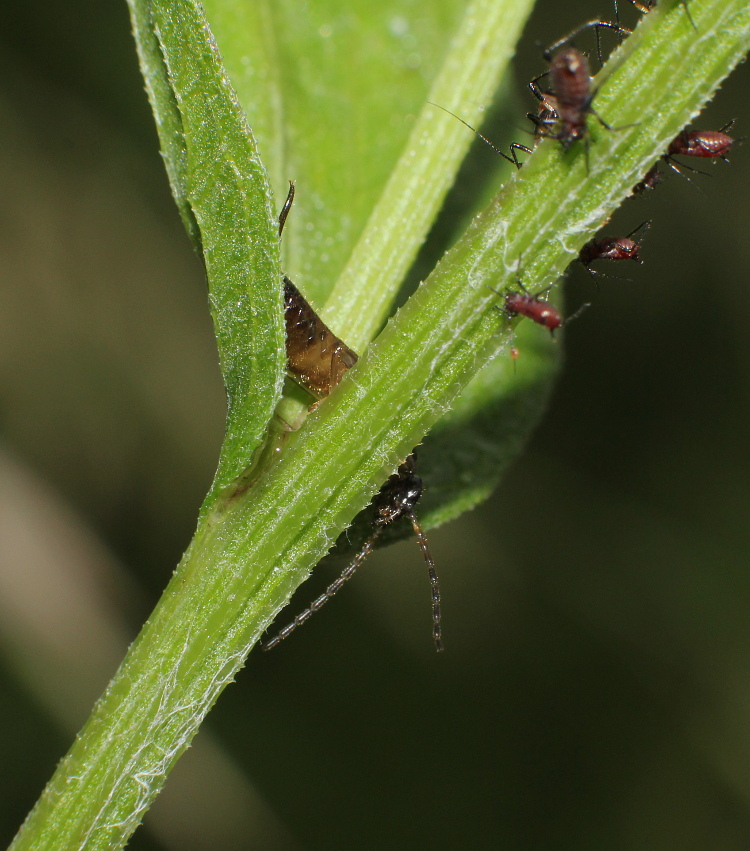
408, 511, 443, 652
262, 528, 384, 652
278, 180, 295, 236
428, 101, 530, 168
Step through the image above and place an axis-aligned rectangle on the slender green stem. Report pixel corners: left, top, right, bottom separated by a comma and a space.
323, 0, 536, 351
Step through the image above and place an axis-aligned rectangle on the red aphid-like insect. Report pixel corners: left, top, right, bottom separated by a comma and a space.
667, 124, 737, 161
504, 291, 563, 334
662, 122, 741, 179
497, 263, 590, 360
579, 220, 651, 272
634, 123, 739, 191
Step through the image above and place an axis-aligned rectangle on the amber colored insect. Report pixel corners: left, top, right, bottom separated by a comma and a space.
277, 182, 359, 400
263, 453, 443, 653
579, 220, 651, 272
282, 278, 359, 400
529, 93, 560, 145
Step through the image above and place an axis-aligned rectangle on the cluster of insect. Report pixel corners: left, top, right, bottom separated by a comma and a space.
475, 3, 739, 343
263, 0, 740, 654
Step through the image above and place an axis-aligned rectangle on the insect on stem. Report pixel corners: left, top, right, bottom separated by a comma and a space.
262, 455, 444, 653
276, 181, 360, 400
579, 220, 652, 281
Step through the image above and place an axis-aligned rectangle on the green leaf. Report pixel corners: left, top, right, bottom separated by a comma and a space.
203, 0, 468, 306
131, 0, 287, 504
128, 0, 201, 248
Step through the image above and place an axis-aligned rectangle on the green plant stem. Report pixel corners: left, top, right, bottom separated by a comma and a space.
11, 1, 750, 848
323, 0, 536, 351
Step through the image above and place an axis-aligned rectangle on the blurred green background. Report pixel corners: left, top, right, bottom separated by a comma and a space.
2, 0, 750, 848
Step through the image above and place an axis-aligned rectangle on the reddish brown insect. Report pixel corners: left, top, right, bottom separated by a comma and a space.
661, 122, 740, 180
263, 453, 443, 653
529, 48, 597, 155
428, 102, 532, 168
634, 124, 739, 190
503, 291, 563, 334
579, 220, 651, 273
277, 182, 359, 400
666, 122, 737, 161
497, 262, 590, 356
528, 21, 628, 166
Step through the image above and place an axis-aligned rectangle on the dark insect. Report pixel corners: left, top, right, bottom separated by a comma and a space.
277, 182, 359, 400
614, 0, 695, 31
263, 453, 443, 653
428, 101, 531, 169
528, 21, 628, 166
579, 220, 651, 274
632, 163, 663, 194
